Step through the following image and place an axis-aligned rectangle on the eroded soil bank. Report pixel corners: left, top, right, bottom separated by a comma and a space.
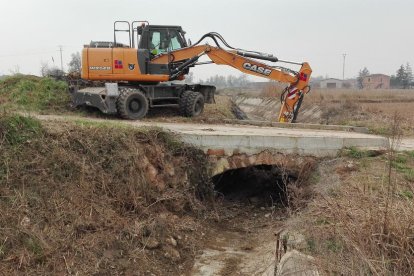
0, 115, 316, 275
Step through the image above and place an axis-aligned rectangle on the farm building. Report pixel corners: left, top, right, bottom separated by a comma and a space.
362, 74, 390, 89
319, 78, 344, 89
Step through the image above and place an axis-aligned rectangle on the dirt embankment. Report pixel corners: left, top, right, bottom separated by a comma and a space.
0, 114, 319, 275
0, 114, 213, 275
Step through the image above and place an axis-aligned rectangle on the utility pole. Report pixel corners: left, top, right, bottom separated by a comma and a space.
342, 53, 347, 80
58, 45, 64, 72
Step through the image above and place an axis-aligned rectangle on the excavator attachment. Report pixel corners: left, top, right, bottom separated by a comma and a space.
277, 62, 312, 122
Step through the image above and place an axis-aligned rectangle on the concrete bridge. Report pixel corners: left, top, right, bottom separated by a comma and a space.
36, 115, 396, 176
165, 121, 389, 175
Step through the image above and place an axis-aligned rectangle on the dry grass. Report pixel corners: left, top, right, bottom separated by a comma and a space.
303, 154, 414, 275
290, 117, 414, 275
260, 82, 286, 98
0, 114, 213, 275
305, 88, 414, 104
142, 95, 236, 124
257, 84, 414, 136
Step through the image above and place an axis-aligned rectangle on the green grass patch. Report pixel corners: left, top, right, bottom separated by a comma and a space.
391, 154, 414, 182
20, 233, 45, 263
340, 147, 381, 159
73, 119, 124, 129
306, 238, 317, 253
369, 126, 391, 136
403, 169, 414, 182
316, 218, 330, 225
0, 114, 42, 145
326, 239, 343, 253
0, 239, 6, 258
0, 75, 69, 112
405, 151, 414, 159
399, 190, 413, 200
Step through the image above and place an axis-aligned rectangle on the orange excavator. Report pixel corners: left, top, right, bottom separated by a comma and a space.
73, 21, 312, 122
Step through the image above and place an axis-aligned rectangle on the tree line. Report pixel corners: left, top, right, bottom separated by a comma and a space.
40, 52, 81, 77
199, 74, 250, 88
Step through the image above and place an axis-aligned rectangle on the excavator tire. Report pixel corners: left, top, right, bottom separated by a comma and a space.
116, 88, 148, 119
179, 91, 192, 115
183, 91, 204, 117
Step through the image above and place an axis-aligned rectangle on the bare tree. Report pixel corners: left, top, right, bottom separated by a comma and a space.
68, 52, 81, 74
357, 67, 369, 89
39, 62, 64, 78
40, 62, 50, 77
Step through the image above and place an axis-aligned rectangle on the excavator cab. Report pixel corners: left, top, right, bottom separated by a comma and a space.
134, 23, 188, 75
131, 22, 188, 75
135, 25, 187, 55
82, 21, 189, 80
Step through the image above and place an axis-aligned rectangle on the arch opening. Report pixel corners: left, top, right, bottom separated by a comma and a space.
212, 165, 297, 207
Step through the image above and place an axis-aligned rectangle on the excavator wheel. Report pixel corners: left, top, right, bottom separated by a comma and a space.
181, 91, 204, 117
179, 91, 192, 115
116, 88, 149, 119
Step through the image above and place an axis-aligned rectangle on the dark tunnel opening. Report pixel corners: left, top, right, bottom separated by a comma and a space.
212, 165, 297, 207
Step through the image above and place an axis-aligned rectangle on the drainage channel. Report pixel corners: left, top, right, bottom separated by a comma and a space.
192, 165, 299, 275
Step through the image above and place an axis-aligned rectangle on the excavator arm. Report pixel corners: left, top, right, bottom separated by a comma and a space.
151, 43, 312, 123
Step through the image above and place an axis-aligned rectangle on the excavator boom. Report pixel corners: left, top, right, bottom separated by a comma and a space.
151, 44, 312, 122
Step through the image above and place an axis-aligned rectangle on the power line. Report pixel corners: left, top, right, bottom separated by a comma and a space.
0, 50, 56, 58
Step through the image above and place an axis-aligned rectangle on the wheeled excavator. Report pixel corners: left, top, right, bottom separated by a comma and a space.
72, 21, 312, 122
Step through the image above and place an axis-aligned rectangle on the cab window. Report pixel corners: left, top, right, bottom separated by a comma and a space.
149, 29, 184, 55
169, 31, 184, 50
149, 30, 169, 55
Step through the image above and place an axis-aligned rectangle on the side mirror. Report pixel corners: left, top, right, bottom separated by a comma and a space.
188, 39, 192, 46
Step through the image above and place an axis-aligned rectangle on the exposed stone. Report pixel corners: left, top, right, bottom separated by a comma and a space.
166, 236, 178, 247
283, 231, 307, 251
20, 216, 30, 228
146, 164, 158, 183
207, 148, 225, 156
210, 150, 316, 176
164, 246, 181, 261
143, 237, 160, 249
212, 158, 230, 175
164, 163, 175, 176
155, 175, 166, 191
232, 148, 241, 155
276, 250, 319, 276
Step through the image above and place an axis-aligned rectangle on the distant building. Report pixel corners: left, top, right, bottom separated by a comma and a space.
343, 78, 358, 89
319, 78, 344, 89
362, 74, 390, 89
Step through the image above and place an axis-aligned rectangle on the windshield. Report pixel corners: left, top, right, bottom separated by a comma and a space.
149, 29, 185, 55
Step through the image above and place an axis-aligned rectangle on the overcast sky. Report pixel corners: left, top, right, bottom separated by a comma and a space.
1, 0, 413, 81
